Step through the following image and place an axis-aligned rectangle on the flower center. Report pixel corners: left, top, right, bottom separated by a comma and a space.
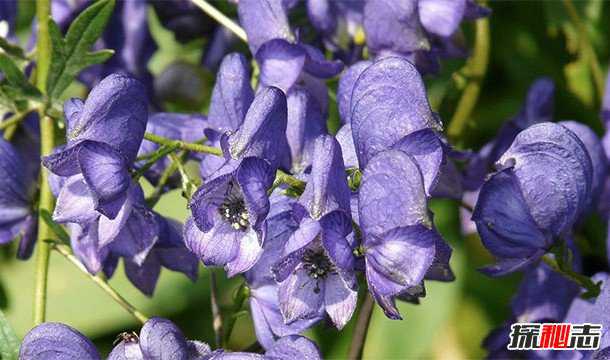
218, 182, 250, 231
302, 248, 335, 281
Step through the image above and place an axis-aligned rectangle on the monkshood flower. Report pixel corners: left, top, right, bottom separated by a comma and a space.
237, 0, 344, 100
273, 135, 357, 329
20, 319, 322, 360
363, 0, 490, 73
473, 122, 593, 276
460, 78, 555, 234
186, 87, 290, 276
136, 112, 207, 186
0, 138, 38, 259
42, 73, 148, 219
245, 191, 321, 348
52, 174, 198, 295
358, 149, 452, 319
349, 56, 451, 196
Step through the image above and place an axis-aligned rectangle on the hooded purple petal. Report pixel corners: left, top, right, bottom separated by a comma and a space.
335, 123, 358, 169
498, 122, 592, 236
236, 157, 275, 232
65, 73, 148, 163
226, 87, 291, 170
337, 61, 372, 125
418, 0, 465, 37
472, 168, 550, 265
139, 317, 189, 359
350, 57, 439, 167
19, 322, 101, 360
286, 88, 327, 172
358, 149, 428, 237
256, 39, 307, 94
298, 135, 351, 219
238, 0, 294, 54
363, 0, 429, 56
208, 53, 254, 132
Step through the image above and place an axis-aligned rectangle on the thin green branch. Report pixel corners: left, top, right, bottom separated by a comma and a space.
190, 0, 247, 42
52, 243, 149, 324
542, 254, 601, 299
447, 16, 490, 142
0, 111, 29, 131
133, 143, 180, 179
144, 132, 222, 156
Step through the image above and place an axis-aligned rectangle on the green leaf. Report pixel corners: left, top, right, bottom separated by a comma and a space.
39, 209, 70, 245
0, 38, 27, 61
0, 309, 19, 360
46, 0, 115, 99
0, 54, 40, 98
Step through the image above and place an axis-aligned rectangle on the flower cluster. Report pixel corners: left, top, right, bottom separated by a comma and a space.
7, 0, 610, 358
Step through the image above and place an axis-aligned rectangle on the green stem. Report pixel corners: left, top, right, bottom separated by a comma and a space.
542, 255, 601, 299
0, 111, 29, 131
133, 143, 180, 179
144, 132, 222, 156
224, 283, 249, 346
447, 16, 490, 142
33, 0, 54, 326
347, 294, 375, 360
52, 243, 149, 324
145, 153, 184, 208
562, 0, 605, 101
190, 0, 247, 42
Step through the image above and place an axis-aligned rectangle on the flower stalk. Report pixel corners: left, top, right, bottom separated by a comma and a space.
33, 0, 55, 326
447, 15, 490, 142
190, 0, 247, 42
347, 294, 375, 360
52, 242, 149, 324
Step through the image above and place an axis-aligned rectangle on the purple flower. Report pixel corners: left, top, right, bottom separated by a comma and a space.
52, 173, 197, 295
273, 135, 357, 329
337, 60, 371, 125
42, 73, 148, 219
0, 138, 38, 259
245, 192, 321, 348
473, 122, 593, 276
461, 78, 555, 235
237, 0, 343, 97
349, 57, 455, 196
137, 112, 207, 186
358, 149, 450, 319
20, 322, 101, 360
306, 0, 365, 55
108, 317, 211, 359
363, 0, 490, 73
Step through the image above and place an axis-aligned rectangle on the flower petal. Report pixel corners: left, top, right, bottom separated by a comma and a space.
265, 335, 322, 360
278, 267, 324, 323
358, 149, 428, 238
324, 273, 357, 329
299, 135, 351, 219
107, 206, 160, 265
256, 39, 306, 94
225, 227, 263, 277
301, 44, 344, 78
237, 0, 293, 54
337, 61, 372, 125
184, 216, 240, 267
19, 322, 101, 360
77, 140, 131, 219
227, 87, 291, 170
124, 255, 161, 296
68, 73, 148, 163
53, 175, 98, 224
139, 317, 189, 359
350, 57, 439, 167
236, 157, 275, 231
208, 53, 254, 132
418, 0, 465, 37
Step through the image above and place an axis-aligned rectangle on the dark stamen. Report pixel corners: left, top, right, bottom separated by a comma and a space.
218, 181, 250, 231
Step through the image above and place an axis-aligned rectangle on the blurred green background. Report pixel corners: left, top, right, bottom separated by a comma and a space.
2, 1, 609, 359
